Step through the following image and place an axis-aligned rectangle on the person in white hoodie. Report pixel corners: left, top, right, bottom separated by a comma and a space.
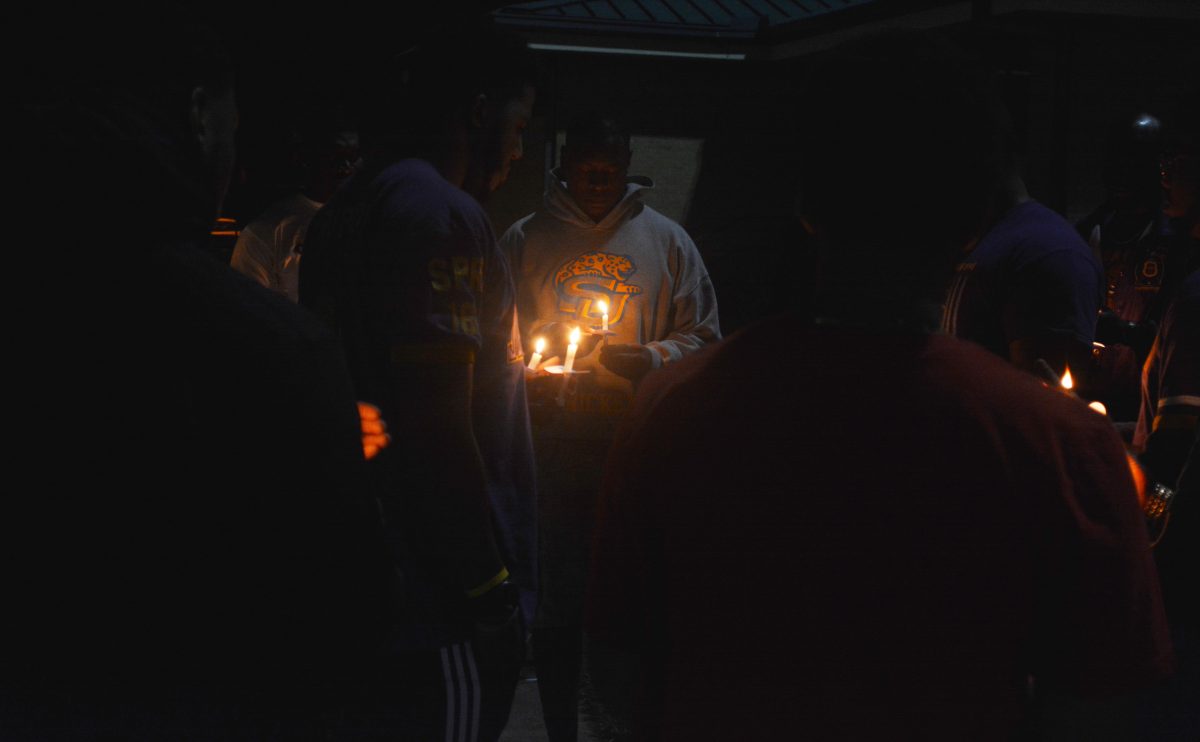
498, 112, 719, 742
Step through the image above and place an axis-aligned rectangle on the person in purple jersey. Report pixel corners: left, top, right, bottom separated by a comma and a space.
585, 33, 1172, 742
1131, 100, 1199, 740
299, 23, 537, 742
942, 132, 1103, 389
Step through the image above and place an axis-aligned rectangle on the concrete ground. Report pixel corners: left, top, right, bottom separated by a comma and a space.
499, 664, 601, 742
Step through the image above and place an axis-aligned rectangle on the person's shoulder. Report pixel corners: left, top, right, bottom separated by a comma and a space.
373, 159, 488, 225
499, 211, 538, 242
631, 204, 701, 251
631, 313, 793, 418
997, 200, 1095, 261
153, 240, 335, 358
922, 333, 1114, 439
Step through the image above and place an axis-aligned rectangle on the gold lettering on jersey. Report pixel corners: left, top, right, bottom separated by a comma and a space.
429, 258, 451, 292
431, 256, 485, 294
451, 301, 480, 338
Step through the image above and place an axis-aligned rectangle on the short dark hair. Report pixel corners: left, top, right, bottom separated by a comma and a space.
19, 19, 236, 237
799, 32, 1010, 253
797, 32, 1011, 306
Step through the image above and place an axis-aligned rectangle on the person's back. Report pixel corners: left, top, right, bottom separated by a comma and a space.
584, 32, 1172, 741
590, 314, 1170, 739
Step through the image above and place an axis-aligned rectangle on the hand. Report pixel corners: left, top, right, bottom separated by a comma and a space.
357, 401, 391, 461
599, 344, 655, 381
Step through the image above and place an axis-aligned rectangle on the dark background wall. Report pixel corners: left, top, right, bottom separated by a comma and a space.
221, 7, 1198, 335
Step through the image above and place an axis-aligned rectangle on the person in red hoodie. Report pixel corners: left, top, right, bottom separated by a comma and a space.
584, 32, 1173, 742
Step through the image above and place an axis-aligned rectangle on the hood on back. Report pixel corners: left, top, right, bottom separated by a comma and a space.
544, 167, 654, 230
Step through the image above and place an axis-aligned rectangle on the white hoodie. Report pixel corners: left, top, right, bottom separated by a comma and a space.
500, 169, 720, 407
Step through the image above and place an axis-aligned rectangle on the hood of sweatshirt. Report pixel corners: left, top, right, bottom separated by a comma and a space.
544, 166, 655, 230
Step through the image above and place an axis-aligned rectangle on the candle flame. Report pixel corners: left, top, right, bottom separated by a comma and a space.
569, 327, 581, 345
534, 337, 545, 354
597, 299, 608, 315
1088, 400, 1107, 415
1060, 368, 1074, 390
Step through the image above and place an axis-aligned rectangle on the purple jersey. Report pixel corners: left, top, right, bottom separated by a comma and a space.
943, 201, 1103, 360
302, 159, 537, 644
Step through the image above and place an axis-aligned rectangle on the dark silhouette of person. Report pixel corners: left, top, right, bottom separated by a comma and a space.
585, 33, 1172, 742
5, 20, 394, 741
1078, 111, 1171, 422
299, 21, 537, 742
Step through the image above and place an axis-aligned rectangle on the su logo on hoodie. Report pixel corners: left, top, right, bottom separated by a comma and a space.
554, 250, 642, 325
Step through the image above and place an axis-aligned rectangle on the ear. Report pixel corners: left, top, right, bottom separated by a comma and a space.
470, 93, 488, 130
190, 86, 209, 153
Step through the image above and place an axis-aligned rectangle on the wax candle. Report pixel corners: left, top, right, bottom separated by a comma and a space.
563, 327, 581, 374
527, 337, 545, 370
598, 299, 609, 333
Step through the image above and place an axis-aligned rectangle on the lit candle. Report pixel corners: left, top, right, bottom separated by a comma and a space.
597, 299, 609, 334
527, 337, 545, 370
1059, 368, 1074, 391
1088, 400, 1108, 415
563, 326, 581, 374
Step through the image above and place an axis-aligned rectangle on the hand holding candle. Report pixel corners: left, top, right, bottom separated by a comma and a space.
527, 337, 545, 370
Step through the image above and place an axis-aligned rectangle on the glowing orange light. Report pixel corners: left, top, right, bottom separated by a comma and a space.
357, 401, 389, 461
534, 337, 546, 354
1060, 368, 1074, 390
1088, 400, 1108, 415
1126, 453, 1147, 507
596, 299, 608, 315
569, 326, 582, 346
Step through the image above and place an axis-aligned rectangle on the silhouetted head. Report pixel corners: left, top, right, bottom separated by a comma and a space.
561, 113, 632, 223
362, 21, 537, 200
1161, 95, 1199, 228
1102, 110, 1164, 215
295, 106, 361, 203
21, 18, 238, 239
797, 32, 1011, 317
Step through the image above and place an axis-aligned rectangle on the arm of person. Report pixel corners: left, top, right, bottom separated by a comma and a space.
230, 225, 274, 290
645, 237, 722, 366
1137, 283, 1200, 488
601, 237, 721, 381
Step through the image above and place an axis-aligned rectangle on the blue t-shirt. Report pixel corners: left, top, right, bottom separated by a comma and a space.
302, 159, 537, 644
943, 200, 1103, 361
